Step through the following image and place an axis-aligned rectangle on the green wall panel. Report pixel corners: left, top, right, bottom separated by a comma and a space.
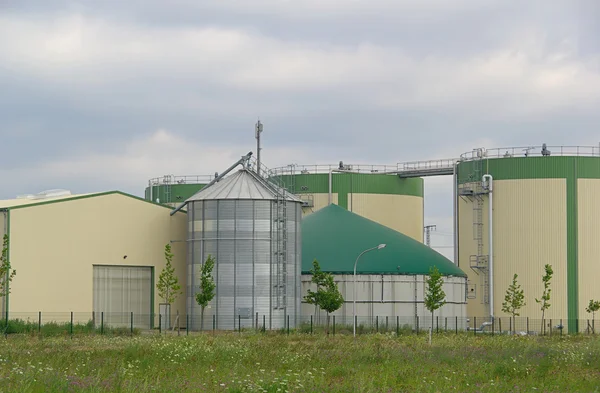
145, 184, 207, 204
274, 173, 424, 198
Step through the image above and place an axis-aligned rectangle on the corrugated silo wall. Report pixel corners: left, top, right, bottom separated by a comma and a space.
457, 156, 600, 333
276, 173, 424, 242
187, 200, 301, 331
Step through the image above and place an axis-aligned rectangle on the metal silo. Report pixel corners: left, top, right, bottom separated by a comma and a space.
171, 153, 303, 331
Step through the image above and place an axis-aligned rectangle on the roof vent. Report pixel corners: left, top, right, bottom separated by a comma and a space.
16, 189, 72, 200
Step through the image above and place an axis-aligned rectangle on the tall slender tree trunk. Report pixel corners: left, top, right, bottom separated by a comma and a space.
540, 310, 545, 335
201, 307, 205, 331
429, 311, 433, 345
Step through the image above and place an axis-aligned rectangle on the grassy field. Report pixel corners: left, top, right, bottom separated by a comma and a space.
0, 332, 599, 392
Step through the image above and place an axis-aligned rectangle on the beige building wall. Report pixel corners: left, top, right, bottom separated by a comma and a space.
459, 179, 568, 323
8, 193, 187, 324
299, 193, 423, 242
577, 179, 600, 330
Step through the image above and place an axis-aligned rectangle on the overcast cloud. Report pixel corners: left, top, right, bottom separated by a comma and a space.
1, 0, 598, 259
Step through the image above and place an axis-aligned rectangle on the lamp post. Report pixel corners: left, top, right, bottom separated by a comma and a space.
353, 243, 386, 338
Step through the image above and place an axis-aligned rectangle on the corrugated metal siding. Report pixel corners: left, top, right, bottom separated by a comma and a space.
350, 194, 423, 242
493, 179, 568, 320
577, 179, 600, 331
459, 179, 569, 320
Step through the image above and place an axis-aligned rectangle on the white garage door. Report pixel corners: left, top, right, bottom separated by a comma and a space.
93, 265, 152, 330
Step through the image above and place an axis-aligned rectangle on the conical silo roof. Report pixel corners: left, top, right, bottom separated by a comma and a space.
185, 168, 302, 202
302, 204, 466, 277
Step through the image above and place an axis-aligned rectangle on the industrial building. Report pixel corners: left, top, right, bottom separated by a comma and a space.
300, 204, 467, 329
0, 190, 187, 329
456, 146, 600, 333
4, 142, 600, 334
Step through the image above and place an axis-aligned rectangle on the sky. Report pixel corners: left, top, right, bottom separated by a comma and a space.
1, 0, 599, 260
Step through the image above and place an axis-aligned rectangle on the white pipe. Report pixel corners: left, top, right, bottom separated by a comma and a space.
453, 161, 458, 264
482, 174, 493, 320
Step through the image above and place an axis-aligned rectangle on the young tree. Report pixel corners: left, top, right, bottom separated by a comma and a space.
304, 259, 344, 335
585, 299, 600, 334
195, 254, 216, 330
0, 234, 16, 331
424, 265, 446, 344
157, 244, 182, 305
502, 273, 526, 335
535, 264, 553, 335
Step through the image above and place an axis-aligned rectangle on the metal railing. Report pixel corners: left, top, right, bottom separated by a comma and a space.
269, 163, 402, 176
146, 145, 600, 185
460, 145, 600, 161
148, 174, 215, 186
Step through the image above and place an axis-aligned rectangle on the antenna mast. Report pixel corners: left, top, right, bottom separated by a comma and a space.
255, 120, 263, 176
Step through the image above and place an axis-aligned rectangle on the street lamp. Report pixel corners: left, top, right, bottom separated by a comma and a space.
353, 243, 386, 338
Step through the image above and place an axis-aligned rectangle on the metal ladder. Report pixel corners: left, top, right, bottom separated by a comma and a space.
163, 175, 172, 204
273, 187, 288, 310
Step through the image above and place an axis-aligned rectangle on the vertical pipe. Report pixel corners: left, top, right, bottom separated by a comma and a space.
453, 162, 458, 264
255, 120, 262, 176
482, 174, 494, 320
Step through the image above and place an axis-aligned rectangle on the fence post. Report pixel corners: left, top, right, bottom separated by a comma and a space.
38, 311, 42, 336
186, 315, 189, 336
354, 315, 357, 335
527, 317, 529, 334
131, 312, 134, 336
159, 314, 162, 335
386, 316, 389, 331
255, 312, 258, 331
70, 312, 73, 338
436, 316, 439, 333
396, 316, 399, 336
474, 317, 476, 336
416, 316, 419, 335
213, 314, 216, 332
445, 317, 447, 333
560, 319, 563, 336
287, 315, 290, 335
263, 315, 266, 333
455, 316, 458, 335
310, 315, 313, 335
499, 317, 502, 334
239, 315, 241, 334
101, 312, 104, 335
177, 310, 180, 336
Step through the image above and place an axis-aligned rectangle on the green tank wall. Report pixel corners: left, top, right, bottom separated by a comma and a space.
144, 184, 207, 205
